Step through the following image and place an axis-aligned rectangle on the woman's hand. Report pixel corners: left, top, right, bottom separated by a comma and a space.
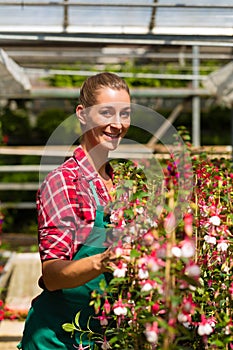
101, 244, 131, 272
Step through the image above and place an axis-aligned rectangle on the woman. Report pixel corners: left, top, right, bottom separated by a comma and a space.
18, 72, 131, 349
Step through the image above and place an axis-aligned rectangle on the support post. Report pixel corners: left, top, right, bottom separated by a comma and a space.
63, 0, 69, 32
192, 45, 201, 147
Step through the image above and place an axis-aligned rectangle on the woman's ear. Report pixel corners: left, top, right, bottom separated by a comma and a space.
76, 105, 87, 126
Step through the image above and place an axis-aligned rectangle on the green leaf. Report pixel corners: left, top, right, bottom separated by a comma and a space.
130, 249, 141, 258
99, 278, 107, 291
74, 311, 81, 327
211, 339, 225, 346
62, 322, 76, 333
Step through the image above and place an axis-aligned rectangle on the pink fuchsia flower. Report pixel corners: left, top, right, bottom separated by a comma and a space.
96, 336, 112, 350
177, 312, 191, 324
113, 299, 128, 316
181, 294, 197, 315
171, 246, 182, 258
103, 298, 111, 314
74, 344, 90, 350
184, 213, 193, 236
184, 262, 200, 279
113, 261, 127, 278
144, 321, 159, 344
142, 230, 155, 246
229, 282, 233, 299
97, 312, 110, 326
209, 215, 221, 226
197, 315, 215, 336
138, 267, 149, 280
138, 251, 165, 273
204, 235, 217, 245
140, 280, 155, 292
164, 212, 176, 233
180, 238, 196, 258
110, 209, 126, 228
217, 240, 229, 252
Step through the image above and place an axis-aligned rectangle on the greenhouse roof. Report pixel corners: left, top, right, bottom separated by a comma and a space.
0, 0, 232, 46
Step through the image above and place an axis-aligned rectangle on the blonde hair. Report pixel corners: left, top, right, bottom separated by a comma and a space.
79, 72, 130, 108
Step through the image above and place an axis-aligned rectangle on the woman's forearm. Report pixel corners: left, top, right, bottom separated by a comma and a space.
42, 251, 111, 291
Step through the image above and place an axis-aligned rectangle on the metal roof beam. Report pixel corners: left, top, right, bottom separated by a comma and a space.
0, 2, 232, 9
0, 33, 232, 48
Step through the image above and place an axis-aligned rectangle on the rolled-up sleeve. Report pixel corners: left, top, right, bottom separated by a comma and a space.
37, 168, 95, 261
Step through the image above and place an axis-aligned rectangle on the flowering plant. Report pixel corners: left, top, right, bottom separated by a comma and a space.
63, 154, 232, 349
0, 298, 28, 321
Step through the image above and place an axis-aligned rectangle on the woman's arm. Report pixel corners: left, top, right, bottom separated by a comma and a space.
42, 248, 113, 291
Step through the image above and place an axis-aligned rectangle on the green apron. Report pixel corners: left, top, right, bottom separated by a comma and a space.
18, 180, 111, 350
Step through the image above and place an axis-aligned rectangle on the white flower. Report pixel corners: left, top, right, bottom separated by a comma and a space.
180, 241, 195, 258
113, 263, 127, 278
136, 206, 144, 214
171, 246, 181, 258
217, 241, 229, 252
185, 264, 200, 278
141, 282, 153, 292
178, 313, 188, 323
138, 268, 149, 280
113, 306, 127, 316
198, 323, 213, 336
209, 215, 221, 226
144, 330, 158, 343
145, 217, 158, 228
204, 235, 216, 245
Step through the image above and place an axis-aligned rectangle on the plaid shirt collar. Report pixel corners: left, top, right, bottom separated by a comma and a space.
73, 145, 113, 181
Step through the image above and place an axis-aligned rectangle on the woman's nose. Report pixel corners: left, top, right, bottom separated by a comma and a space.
110, 114, 122, 127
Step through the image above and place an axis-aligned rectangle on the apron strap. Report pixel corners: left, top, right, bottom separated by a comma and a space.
89, 180, 101, 207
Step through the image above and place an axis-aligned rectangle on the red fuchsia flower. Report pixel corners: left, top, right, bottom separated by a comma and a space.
113, 261, 127, 278
113, 299, 128, 316
0, 309, 4, 321
140, 279, 156, 293
197, 315, 216, 336
151, 302, 160, 315
143, 321, 159, 344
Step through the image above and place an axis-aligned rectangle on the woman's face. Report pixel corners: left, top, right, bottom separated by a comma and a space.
77, 87, 131, 151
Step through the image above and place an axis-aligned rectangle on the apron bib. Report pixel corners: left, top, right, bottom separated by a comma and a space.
18, 181, 111, 350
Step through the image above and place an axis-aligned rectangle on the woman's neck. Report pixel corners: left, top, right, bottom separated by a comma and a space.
81, 142, 109, 179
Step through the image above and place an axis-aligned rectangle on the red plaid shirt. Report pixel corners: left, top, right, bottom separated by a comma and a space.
37, 145, 112, 261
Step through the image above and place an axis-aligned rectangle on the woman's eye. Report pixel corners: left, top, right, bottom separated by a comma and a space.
100, 110, 112, 118
120, 111, 130, 119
